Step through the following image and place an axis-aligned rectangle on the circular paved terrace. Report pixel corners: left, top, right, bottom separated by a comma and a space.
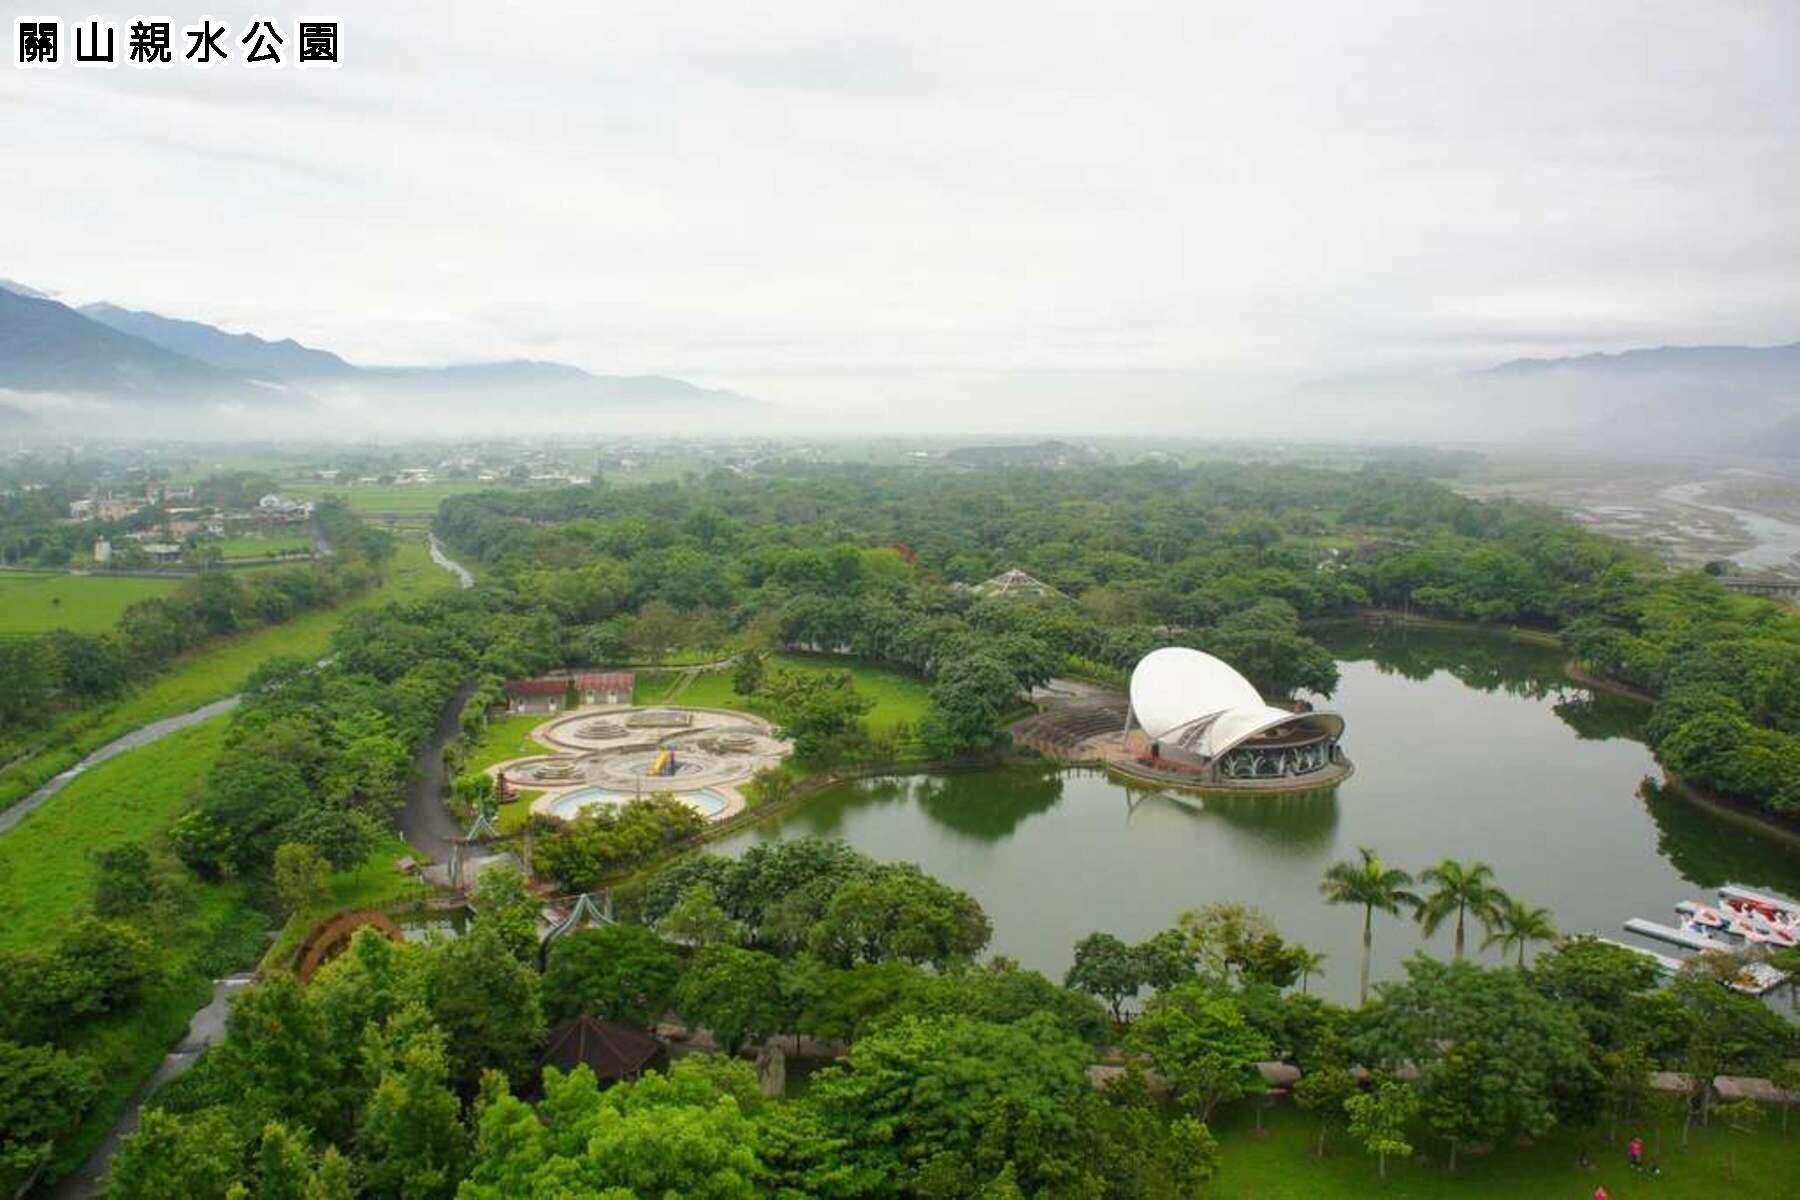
487, 704, 792, 825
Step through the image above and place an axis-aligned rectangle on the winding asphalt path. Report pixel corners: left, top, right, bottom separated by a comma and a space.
0, 696, 243, 837
402, 682, 475, 862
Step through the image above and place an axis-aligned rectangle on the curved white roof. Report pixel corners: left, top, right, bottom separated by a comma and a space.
1128, 646, 1343, 760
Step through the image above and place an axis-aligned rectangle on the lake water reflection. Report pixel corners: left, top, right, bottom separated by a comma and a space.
715, 628, 1800, 1005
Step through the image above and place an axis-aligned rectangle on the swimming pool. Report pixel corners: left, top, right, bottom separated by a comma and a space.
544, 785, 730, 822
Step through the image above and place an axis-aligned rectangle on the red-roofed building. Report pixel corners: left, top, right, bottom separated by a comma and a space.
574, 672, 635, 706
505, 672, 635, 714
505, 678, 570, 715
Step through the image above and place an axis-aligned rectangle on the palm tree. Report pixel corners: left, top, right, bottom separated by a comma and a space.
1319, 848, 1421, 1005
1483, 894, 1558, 968
1291, 945, 1327, 995
1416, 859, 1505, 961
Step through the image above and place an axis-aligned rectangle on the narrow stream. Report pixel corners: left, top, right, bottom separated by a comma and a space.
428, 533, 475, 589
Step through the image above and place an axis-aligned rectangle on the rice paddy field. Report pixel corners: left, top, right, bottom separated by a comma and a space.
0, 570, 181, 634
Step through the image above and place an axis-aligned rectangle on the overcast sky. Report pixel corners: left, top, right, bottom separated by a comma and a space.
5, 1, 1798, 416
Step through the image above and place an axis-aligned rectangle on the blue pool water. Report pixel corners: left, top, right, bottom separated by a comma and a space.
546, 785, 729, 821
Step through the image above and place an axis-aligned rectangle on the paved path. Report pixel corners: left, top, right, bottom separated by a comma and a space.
47, 973, 256, 1199
400, 682, 474, 861
0, 696, 242, 836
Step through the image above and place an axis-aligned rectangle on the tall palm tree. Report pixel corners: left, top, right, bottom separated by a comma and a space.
1416, 859, 1505, 961
1290, 945, 1327, 995
1483, 894, 1558, 968
1319, 848, 1421, 1005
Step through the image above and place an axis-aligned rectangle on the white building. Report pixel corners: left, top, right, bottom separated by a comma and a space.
1126, 647, 1344, 782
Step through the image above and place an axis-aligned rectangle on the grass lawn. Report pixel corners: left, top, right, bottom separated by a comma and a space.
1204, 1097, 1794, 1199
0, 716, 229, 951
495, 790, 541, 835
675, 654, 931, 734
284, 480, 504, 515
464, 713, 550, 773
634, 669, 682, 703
0, 538, 454, 813
459, 715, 551, 835
215, 534, 311, 559
0, 571, 181, 634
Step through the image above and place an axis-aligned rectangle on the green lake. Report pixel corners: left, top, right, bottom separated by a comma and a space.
715, 627, 1800, 1006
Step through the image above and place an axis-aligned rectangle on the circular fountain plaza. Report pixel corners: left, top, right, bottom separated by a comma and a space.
486, 705, 792, 825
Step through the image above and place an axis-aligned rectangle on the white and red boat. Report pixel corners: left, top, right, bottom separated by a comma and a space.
1719, 885, 1800, 923
1740, 923, 1793, 947
1675, 901, 1730, 931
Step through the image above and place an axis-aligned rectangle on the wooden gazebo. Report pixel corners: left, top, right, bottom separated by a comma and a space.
539, 1015, 668, 1089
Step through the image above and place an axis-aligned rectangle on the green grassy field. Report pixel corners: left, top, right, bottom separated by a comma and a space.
1204, 1098, 1792, 1199
462, 714, 552, 834
216, 534, 311, 559
284, 480, 502, 515
0, 717, 229, 951
463, 713, 550, 774
0, 538, 454, 813
0, 571, 182, 634
670, 654, 931, 733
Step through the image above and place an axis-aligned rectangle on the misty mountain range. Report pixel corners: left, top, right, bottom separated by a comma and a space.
0, 279, 747, 424
1485, 341, 1800, 378
1473, 341, 1800, 457
3, 276, 1798, 452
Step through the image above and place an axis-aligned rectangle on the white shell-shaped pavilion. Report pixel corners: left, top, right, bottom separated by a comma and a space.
1127, 647, 1343, 781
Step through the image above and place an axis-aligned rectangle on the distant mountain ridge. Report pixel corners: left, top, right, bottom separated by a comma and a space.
0, 278, 51, 300
0, 286, 237, 396
1485, 340, 1800, 377
0, 278, 749, 412
1477, 337, 1800, 457
80, 301, 356, 380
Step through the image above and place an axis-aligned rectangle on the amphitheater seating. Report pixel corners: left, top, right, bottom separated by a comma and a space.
1013, 702, 1127, 755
